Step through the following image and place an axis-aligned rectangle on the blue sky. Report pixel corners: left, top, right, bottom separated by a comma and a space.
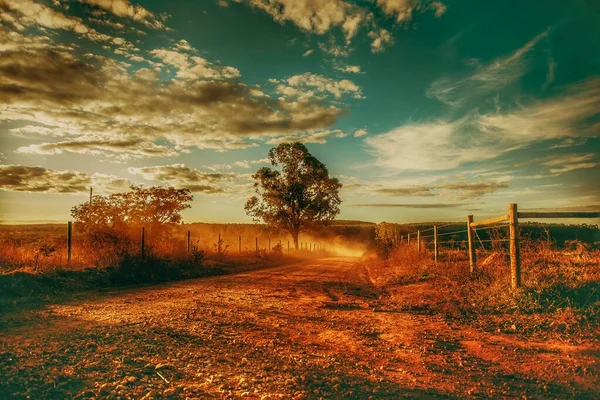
0, 0, 599, 224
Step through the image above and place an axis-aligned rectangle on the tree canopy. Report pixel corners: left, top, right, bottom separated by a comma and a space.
245, 142, 342, 249
71, 185, 193, 236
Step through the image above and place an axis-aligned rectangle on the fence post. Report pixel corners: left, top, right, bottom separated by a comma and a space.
417, 230, 421, 254
408, 233, 411, 245
141, 227, 145, 258
255, 237, 258, 252
467, 215, 476, 274
239, 235, 242, 253
218, 233, 221, 254
67, 221, 72, 263
509, 203, 521, 289
187, 231, 191, 254
400, 235, 403, 245
434, 225, 438, 263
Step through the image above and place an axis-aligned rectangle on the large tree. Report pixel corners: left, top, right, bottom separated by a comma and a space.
245, 142, 342, 249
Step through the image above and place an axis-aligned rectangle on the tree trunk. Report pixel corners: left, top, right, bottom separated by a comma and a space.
292, 231, 299, 250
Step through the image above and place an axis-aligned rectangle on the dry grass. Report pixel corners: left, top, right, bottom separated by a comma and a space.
367, 238, 600, 341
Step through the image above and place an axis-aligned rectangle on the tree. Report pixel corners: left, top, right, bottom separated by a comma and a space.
71, 185, 193, 237
245, 142, 342, 249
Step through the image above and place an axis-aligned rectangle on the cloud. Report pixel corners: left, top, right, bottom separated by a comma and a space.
353, 128, 367, 137
374, 181, 508, 200
273, 72, 364, 100
366, 78, 600, 172
428, 29, 550, 106
149, 47, 240, 80
0, 0, 136, 46
349, 203, 462, 208
436, 181, 509, 200
368, 28, 394, 53
543, 56, 556, 89
265, 129, 347, 145
229, 0, 365, 43
227, 0, 444, 52
376, 0, 446, 23
0, 164, 131, 193
128, 164, 248, 194
335, 64, 362, 74
0, 37, 346, 154
16, 138, 177, 160
77, 0, 167, 30
317, 39, 350, 57
375, 187, 434, 196
541, 154, 600, 174
302, 49, 313, 57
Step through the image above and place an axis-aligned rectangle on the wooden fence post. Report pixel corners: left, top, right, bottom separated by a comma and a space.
255, 237, 258, 252
509, 203, 521, 289
67, 221, 72, 263
467, 215, 476, 274
417, 230, 421, 254
187, 231, 191, 254
141, 227, 145, 258
408, 233, 411, 245
434, 225, 438, 263
400, 235, 403, 245
239, 235, 242, 253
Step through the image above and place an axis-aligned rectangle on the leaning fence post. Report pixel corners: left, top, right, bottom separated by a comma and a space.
141, 227, 145, 259
434, 225, 438, 263
417, 230, 421, 254
187, 231, 191, 255
67, 221, 72, 263
509, 203, 521, 289
467, 215, 476, 274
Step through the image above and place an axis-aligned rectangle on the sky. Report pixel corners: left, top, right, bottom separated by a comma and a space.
0, 0, 599, 225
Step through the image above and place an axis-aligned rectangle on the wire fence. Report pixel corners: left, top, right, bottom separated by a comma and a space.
385, 203, 600, 290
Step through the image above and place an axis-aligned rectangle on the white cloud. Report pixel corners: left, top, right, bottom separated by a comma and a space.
428, 29, 550, 106
149, 47, 241, 80
335, 64, 362, 74
0, 0, 136, 46
368, 28, 394, 53
266, 129, 347, 145
274, 72, 364, 100
366, 78, 600, 171
234, 0, 364, 43
302, 49, 313, 57
77, 0, 167, 30
542, 154, 600, 174
353, 128, 367, 137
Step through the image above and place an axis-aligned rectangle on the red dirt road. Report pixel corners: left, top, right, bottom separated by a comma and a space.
0, 257, 598, 399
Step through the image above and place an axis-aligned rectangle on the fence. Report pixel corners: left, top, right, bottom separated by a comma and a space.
62, 224, 328, 260
395, 203, 600, 290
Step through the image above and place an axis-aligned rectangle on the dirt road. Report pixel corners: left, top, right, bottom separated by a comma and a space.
0, 257, 597, 399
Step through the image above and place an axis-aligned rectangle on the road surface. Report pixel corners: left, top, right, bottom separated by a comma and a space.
0, 257, 597, 399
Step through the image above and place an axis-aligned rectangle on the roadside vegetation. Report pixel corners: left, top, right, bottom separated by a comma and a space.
367, 223, 600, 342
